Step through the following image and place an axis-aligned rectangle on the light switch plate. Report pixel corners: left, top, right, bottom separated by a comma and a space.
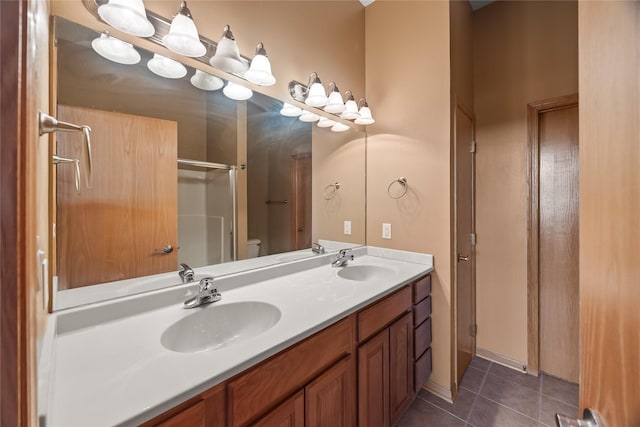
382, 223, 392, 239
344, 220, 352, 235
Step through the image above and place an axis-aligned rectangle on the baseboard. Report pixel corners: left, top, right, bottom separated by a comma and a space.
476, 347, 528, 374
421, 379, 453, 403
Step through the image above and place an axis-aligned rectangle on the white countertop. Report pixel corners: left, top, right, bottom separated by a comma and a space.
43, 246, 433, 426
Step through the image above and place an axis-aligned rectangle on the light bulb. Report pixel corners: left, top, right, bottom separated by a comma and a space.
354, 103, 375, 125
244, 43, 276, 86
98, 0, 155, 37
223, 81, 253, 100
91, 33, 141, 65
210, 25, 248, 74
190, 70, 224, 91
162, 2, 206, 57
146, 54, 187, 79
324, 84, 345, 114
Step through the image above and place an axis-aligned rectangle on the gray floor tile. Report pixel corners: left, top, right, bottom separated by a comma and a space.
539, 395, 579, 427
396, 398, 466, 427
468, 396, 538, 427
469, 357, 492, 372
419, 387, 477, 421
480, 373, 540, 419
541, 373, 579, 406
488, 363, 541, 391
460, 367, 486, 393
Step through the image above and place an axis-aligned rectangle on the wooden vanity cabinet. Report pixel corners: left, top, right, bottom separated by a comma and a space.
413, 274, 433, 392
142, 383, 225, 427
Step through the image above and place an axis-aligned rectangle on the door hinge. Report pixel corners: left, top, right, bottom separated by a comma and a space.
470, 324, 477, 338
469, 140, 476, 153
469, 233, 477, 246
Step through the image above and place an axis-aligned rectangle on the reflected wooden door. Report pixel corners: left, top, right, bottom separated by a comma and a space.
455, 102, 475, 385
56, 106, 178, 289
290, 153, 312, 250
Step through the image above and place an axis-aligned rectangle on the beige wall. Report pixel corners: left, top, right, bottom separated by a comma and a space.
365, 1, 453, 392
473, 1, 578, 363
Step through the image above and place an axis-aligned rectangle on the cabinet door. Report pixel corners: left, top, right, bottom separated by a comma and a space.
252, 391, 304, 427
358, 329, 389, 427
389, 312, 414, 425
154, 401, 205, 427
306, 357, 356, 427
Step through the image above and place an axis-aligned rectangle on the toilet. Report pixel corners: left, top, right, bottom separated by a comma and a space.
247, 238, 261, 258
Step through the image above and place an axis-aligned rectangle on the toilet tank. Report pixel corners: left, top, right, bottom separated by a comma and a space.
247, 238, 261, 258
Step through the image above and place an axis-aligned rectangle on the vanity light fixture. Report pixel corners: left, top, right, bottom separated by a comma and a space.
299, 110, 321, 122
354, 99, 375, 125
91, 32, 141, 65
331, 122, 350, 133
305, 73, 329, 107
210, 25, 249, 74
223, 81, 253, 100
190, 70, 224, 91
317, 117, 336, 128
280, 103, 303, 117
324, 83, 346, 114
147, 53, 187, 79
97, 0, 155, 38
340, 92, 360, 120
244, 43, 276, 86
162, 1, 206, 57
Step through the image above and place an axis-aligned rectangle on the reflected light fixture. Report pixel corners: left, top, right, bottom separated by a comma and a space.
340, 91, 360, 120
354, 99, 375, 125
210, 25, 248, 74
190, 70, 224, 91
324, 83, 345, 114
244, 43, 276, 86
299, 110, 321, 122
223, 81, 253, 100
331, 122, 350, 133
317, 117, 336, 128
147, 53, 187, 78
91, 32, 141, 65
162, 1, 206, 57
280, 103, 303, 117
305, 73, 328, 107
98, 0, 155, 37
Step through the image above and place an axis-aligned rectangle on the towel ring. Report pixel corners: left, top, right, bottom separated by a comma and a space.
323, 182, 341, 200
387, 177, 408, 199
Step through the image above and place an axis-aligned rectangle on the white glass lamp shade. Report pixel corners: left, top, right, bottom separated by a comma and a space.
190, 70, 224, 91
210, 26, 248, 74
163, 13, 206, 57
98, 0, 154, 37
354, 105, 375, 125
305, 82, 328, 107
280, 103, 303, 117
91, 33, 141, 65
299, 111, 320, 122
331, 122, 350, 133
223, 81, 253, 100
324, 89, 345, 114
147, 54, 187, 79
317, 117, 336, 128
340, 98, 360, 120
244, 50, 276, 86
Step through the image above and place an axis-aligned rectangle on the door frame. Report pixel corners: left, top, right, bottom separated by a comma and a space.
453, 97, 477, 386
526, 93, 578, 376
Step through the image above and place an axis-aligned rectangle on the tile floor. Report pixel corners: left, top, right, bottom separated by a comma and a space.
397, 357, 579, 427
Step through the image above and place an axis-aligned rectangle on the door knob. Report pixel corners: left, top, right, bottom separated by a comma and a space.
457, 254, 470, 262
556, 408, 603, 427
155, 245, 174, 254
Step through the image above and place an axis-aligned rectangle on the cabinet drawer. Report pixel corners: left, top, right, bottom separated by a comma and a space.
413, 296, 431, 327
414, 317, 432, 360
251, 390, 304, 427
412, 275, 431, 304
154, 401, 204, 427
414, 347, 432, 393
228, 315, 355, 427
358, 286, 412, 342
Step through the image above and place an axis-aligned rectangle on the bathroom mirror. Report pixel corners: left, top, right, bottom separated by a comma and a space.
52, 17, 366, 308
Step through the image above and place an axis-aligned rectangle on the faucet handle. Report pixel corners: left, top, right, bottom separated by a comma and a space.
199, 276, 215, 292
178, 263, 195, 283
312, 242, 325, 254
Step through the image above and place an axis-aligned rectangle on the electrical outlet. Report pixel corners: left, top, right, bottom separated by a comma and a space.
382, 223, 392, 239
344, 220, 352, 235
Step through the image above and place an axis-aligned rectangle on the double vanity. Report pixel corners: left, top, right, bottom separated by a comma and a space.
40, 246, 433, 426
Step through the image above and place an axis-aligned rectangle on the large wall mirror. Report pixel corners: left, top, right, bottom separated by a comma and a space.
52, 17, 366, 309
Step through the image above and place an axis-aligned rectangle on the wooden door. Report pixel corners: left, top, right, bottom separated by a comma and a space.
306, 357, 355, 427
455, 102, 475, 384
389, 313, 414, 425
578, 1, 640, 425
539, 104, 579, 383
56, 106, 178, 289
253, 391, 304, 427
290, 153, 312, 250
358, 330, 389, 427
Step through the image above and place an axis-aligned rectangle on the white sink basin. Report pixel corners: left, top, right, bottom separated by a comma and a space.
336, 265, 396, 282
161, 301, 281, 353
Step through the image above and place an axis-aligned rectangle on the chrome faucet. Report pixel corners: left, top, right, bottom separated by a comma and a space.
331, 249, 354, 267
312, 242, 325, 254
184, 277, 221, 309
178, 263, 195, 284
